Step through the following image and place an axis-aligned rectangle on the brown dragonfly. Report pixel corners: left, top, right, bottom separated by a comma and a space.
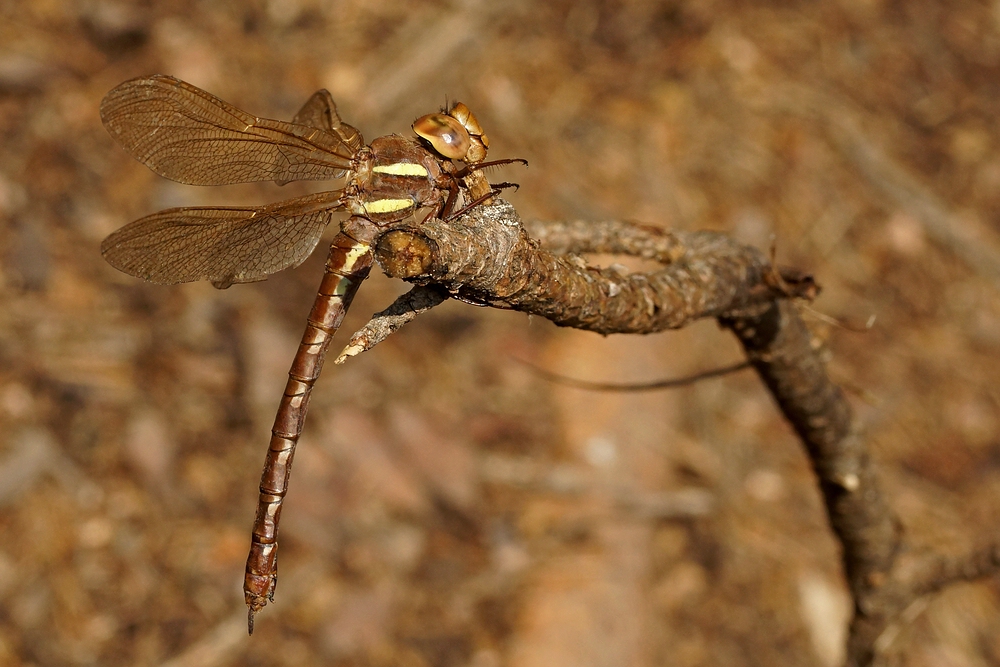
99, 75, 522, 632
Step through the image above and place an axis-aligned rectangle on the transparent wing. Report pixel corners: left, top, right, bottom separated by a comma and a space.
290, 88, 364, 152
275, 89, 365, 185
101, 190, 345, 288
100, 75, 358, 186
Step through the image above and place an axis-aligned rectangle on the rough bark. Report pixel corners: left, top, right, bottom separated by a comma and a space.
358, 197, 1000, 667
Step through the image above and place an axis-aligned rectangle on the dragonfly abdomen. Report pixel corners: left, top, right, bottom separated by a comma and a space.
245, 231, 374, 630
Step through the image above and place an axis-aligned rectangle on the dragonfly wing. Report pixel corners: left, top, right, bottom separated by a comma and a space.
101, 191, 345, 287
290, 89, 364, 153
101, 75, 357, 186
276, 89, 365, 185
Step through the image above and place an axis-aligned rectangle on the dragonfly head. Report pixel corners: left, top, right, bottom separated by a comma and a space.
412, 102, 489, 164
412, 111, 471, 160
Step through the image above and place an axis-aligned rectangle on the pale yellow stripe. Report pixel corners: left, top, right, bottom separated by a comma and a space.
373, 163, 428, 177
363, 198, 413, 214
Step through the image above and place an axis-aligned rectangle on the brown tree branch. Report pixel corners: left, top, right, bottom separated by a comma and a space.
376, 199, 815, 334
366, 197, 997, 667
907, 543, 1000, 596
722, 302, 901, 598
335, 285, 449, 363
515, 358, 752, 392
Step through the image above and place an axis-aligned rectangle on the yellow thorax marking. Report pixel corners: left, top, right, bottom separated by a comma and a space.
363, 198, 413, 214
373, 163, 428, 177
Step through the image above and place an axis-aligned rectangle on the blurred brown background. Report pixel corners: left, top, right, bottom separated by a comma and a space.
1, 0, 999, 665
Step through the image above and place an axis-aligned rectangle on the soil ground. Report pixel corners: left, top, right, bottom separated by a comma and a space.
0, 1, 998, 665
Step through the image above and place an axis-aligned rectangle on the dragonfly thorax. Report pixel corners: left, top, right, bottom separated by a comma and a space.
348, 134, 455, 225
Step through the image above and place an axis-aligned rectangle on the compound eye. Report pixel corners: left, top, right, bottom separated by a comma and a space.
448, 102, 485, 137
412, 112, 471, 160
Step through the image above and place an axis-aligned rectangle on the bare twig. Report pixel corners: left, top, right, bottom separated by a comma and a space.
908, 543, 1000, 597
723, 302, 901, 597
335, 285, 449, 363
517, 358, 752, 392
376, 199, 815, 334
366, 197, 997, 667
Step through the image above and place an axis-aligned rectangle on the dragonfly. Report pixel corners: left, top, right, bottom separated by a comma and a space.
99, 75, 522, 632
